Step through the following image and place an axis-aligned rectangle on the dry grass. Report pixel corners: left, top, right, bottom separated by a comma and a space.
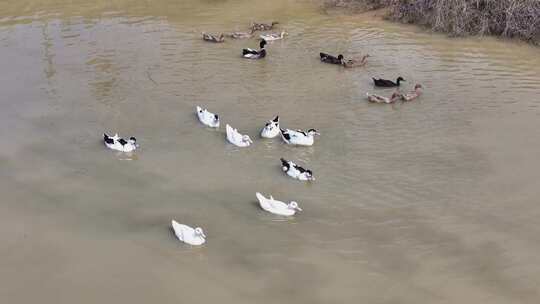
324, 0, 540, 45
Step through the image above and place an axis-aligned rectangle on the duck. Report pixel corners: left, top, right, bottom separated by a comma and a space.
343, 54, 370, 68
320, 52, 344, 65
259, 31, 287, 41
373, 77, 405, 87
260, 116, 280, 138
226, 124, 253, 147
242, 39, 267, 59
280, 128, 320, 146
226, 31, 253, 39
171, 220, 206, 246
103, 133, 138, 152
256, 192, 302, 216
250, 21, 279, 32
202, 32, 224, 43
280, 158, 315, 181
196, 106, 220, 128
366, 91, 403, 104
401, 84, 423, 101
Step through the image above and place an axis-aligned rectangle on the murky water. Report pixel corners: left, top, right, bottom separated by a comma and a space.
1, 0, 540, 303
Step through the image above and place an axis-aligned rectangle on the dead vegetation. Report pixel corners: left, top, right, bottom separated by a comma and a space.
324, 0, 540, 45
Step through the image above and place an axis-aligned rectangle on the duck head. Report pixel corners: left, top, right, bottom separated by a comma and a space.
288, 201, 302, 212
194, 227, 206, 239
129, 137, 138, 147
260, 39, 267, 49
242, 135, 253, 144
307, 129, 320, 136
396, 76, 405, 84
306, 170, 315, 181
280, 31, 288, 38
337, 54, 344, 62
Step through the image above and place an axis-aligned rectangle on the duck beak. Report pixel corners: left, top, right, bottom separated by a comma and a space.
296, 207, 303, 212
201, 232, 206, 238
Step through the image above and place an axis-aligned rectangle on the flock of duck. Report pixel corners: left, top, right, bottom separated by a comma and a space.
103, 21, 424, 246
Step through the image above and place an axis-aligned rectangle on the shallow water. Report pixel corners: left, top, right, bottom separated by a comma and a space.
1, 0, 540, 303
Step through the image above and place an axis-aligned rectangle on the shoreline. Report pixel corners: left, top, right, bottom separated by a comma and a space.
322, 0, 540, 46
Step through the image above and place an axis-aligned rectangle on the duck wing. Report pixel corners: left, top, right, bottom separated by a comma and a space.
226, 124, 243, 144
103, 133, 115, 145
256, 192, 273, 212
293, 163, 307, 173
243, 48, 258, 55
374, 78, 396, 87
320, 52, 332, 60
280, 129, 291, 141
171, 220, 194, 242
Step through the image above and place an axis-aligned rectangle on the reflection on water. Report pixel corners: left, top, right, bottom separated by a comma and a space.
1, 1, 540, 303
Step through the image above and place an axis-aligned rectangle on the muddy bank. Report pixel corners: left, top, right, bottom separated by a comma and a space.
324, 0, 540, 45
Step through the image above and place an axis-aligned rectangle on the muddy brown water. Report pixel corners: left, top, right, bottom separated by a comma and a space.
1, 0, 540, 303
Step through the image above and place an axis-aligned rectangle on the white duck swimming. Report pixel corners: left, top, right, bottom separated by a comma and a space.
260, 116, 280, 138
226, 124, 253, 147
103, 133, 138, 152
259, 31, 287, 41
196, 106, 220, 128
256, 192, 302, 216
280, 128, 320, 146
171, 220, 206, 246
280, 158, 315, 181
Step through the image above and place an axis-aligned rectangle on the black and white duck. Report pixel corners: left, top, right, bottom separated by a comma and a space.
280, 158, 315, 181
103, 133, 138, 152
242, 39, 267, 59
261, 116, 280, 138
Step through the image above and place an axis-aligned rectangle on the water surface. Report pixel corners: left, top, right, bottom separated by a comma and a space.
1, 1, 540, 303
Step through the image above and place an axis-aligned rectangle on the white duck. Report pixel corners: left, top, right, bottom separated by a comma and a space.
196, 106, 220, 128
256, 192, 302, 216
259, 31, 287, 41
260, 116, 280, 138
280, 158, 315, 181
171, 220, 206, 246
226, 124, 253, 147
280, 128, 320, 146
103, 133, 138, 152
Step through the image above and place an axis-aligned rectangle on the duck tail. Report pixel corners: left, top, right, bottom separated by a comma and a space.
103, 133, 109, 140
273, 115, 279, 123
280, 158, 288, 165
